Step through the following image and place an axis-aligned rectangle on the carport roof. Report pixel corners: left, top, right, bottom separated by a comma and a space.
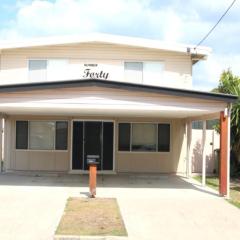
0, 79, 237, 103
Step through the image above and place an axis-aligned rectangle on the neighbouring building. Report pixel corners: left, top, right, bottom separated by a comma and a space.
0, 33, 237, 196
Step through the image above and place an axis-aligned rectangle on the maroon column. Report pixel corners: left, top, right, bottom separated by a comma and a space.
219, 111, 228, 196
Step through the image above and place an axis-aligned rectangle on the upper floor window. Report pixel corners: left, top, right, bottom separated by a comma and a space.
47, 59, 69, 80
28, 59, 68, 82
124, 61, 164, 85
124, 62, 143, 83
29, 60, 47, 82
143, 62, 164, 85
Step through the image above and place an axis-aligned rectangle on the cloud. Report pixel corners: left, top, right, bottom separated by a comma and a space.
2, 0, 239, 46
0, 0, 239, 90
0, 0, 185, 40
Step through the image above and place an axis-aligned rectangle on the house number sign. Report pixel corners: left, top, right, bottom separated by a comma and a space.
82, 63, 109, 80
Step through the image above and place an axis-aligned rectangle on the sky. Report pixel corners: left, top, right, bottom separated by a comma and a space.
0, 0, 239, 91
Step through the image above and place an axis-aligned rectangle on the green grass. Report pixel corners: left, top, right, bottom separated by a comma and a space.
228, 185, 240, 208
193, 175, 219, 191
193, 176, 240, 209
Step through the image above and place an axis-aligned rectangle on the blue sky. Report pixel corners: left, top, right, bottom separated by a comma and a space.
0, 0, 239, 91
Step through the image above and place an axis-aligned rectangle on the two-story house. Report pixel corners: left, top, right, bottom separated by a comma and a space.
0, 33, 236, 196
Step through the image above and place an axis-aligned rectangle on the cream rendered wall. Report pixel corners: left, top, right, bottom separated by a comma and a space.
6, 115, 187, 174
0, 43, 192, 88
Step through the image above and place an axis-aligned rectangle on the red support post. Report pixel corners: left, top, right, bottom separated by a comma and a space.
219, 111, 228, 196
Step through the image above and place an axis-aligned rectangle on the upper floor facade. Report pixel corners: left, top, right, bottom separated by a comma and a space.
0, 33, 211, 89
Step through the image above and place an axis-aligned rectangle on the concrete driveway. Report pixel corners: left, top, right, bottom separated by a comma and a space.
0, 173, 240, 240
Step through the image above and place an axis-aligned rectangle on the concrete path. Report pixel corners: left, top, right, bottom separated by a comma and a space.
0, 173, 240, 240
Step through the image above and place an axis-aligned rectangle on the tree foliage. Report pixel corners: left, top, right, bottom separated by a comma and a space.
213, 70, 240, 169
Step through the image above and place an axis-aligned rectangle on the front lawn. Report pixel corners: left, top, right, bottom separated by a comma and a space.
193, 176, 240, 209
56, 197, 127, 236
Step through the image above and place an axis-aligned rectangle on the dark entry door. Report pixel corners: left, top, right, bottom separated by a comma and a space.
102, 122, 114, 170
72, 121, 114, 171
72, 121, 84, 170
84, 121, 102, 170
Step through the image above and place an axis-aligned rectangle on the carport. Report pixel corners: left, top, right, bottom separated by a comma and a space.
0, 79, 237, 197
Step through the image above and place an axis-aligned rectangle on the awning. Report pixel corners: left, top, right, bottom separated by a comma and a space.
0, 79, 237, 118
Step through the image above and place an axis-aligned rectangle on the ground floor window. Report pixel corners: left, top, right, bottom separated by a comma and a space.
118, 123, 170, 152
29, 121, 55, 150
192, 119, 219, 130
132, 123, 157, 151
16, 120, 68, 150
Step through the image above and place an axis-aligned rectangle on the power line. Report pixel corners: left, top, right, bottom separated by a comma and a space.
194, 0, 237, 49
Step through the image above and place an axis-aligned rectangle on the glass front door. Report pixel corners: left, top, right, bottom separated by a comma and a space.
72, 121, 114, 171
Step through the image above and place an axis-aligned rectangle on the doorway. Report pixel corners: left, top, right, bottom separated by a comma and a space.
72, 121, 114, 171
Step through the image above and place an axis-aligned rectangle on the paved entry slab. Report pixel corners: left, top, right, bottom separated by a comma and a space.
0, 173, 240, 240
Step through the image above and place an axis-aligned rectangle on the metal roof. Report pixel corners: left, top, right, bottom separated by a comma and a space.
0, 33, 211, 60
0, 79, 237, 103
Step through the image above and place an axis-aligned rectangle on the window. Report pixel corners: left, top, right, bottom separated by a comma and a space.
118, 123, 170, 152
29, 121, 55, 150
207, 119, 219, 130
143, 62, 164, 85
28, 59, 68, 82
124, 61, 164, 84
47, 59, 69, 81
192, 120, 219, 130
15, 121, 68, 150
118, 123, 131, 151
55, 121, 68, 150
132, 123, 157, 151
16, 121, 28, 149
29, 60, 47, 82
158, 124, 170, 152
192, 121, 203, 129
124, 62, 143, 83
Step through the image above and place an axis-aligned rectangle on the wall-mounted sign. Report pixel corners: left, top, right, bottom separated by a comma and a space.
82, 64, 109, 80
66, 60, 124, 81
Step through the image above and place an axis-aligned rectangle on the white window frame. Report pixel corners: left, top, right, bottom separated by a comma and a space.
15, 120, 69, 152
142, 61, 165, 84
118, 121, 171, 153
28, 58, 69, 82
28, 59, 48, 82
124, 61, 143, 83
124, 60, 165, 84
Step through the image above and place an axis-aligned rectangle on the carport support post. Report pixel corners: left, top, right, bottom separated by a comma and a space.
186, 121, 192, 178
219, 110, 230, 197
202, 120, 206, 186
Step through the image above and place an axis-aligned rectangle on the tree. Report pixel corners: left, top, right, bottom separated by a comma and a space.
213, 70, 240, 175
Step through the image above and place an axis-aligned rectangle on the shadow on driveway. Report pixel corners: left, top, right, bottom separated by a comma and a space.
0, 172, 218, 197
